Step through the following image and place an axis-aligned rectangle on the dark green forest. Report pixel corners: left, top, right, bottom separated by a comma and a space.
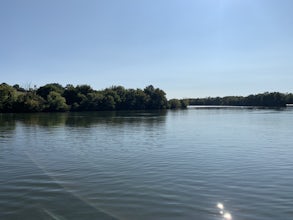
0, 83, 188, 113
1, 83, 292, 113
189, 92, 293, 107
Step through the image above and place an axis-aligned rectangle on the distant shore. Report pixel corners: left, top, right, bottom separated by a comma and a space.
188, 92, 293, 108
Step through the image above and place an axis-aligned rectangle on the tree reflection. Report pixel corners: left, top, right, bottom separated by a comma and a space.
0, 114, 16, 141
0, 111, 168, 128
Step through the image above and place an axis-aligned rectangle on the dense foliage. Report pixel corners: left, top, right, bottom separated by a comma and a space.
0, 83, 187, 113
189, 92, 293, 107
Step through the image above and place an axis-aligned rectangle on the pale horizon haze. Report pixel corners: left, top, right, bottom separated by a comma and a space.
1, 0, 293, 98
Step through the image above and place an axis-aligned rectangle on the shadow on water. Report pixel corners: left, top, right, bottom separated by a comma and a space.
0, 114, 16, 143
0, 110, 167, 128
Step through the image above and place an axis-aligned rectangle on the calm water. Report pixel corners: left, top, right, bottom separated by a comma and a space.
1, 108, 293, 220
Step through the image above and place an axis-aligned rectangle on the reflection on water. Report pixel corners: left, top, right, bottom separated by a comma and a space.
1, 111, 169, 220
217, 202, 224, 210
217, 202, 232, 220
0, 111, 167, 128
223, 212, 232, 220
0, 114, 16, 140
1, 109, 293, 220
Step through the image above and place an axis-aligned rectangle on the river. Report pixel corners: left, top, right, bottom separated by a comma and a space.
1, 108, 293, 220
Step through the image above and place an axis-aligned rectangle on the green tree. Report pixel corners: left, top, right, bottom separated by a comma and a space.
103, 88, 121, 108
36, 83, 64, 99
0, 83, 18, 112
102, 95, 116, 110
63, 84, 80, 108
46, 91, 69, 112
75, 84, 93, 95
168, 99, 181, 109
134, 89, 149, 109
15, 92, 45, 112
85, 92, 104, 110
13, 84, 26, 92
111, 86, 127, 110
286, 93, 293, 104
180, 99, 189, 108
144, 85, 168, 109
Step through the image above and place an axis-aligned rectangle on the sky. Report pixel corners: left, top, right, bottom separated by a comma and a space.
1, 0, 293, 98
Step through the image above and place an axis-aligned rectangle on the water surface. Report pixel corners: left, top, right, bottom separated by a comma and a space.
1, 109, 293, 220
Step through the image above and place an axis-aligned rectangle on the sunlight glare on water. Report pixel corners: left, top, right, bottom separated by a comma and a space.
223, 212, 232, 220
217, 202, 232, 220
217, 203, 224, 210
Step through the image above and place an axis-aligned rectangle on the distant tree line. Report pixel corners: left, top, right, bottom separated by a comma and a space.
189, 92, 293, 107
0, 83, 188, 113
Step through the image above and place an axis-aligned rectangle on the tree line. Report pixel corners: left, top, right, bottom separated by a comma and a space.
0, 83, 188, 113
189, 92, 293, 107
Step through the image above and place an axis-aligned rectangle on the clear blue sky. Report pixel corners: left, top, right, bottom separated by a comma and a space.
1, 0, 292, 98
